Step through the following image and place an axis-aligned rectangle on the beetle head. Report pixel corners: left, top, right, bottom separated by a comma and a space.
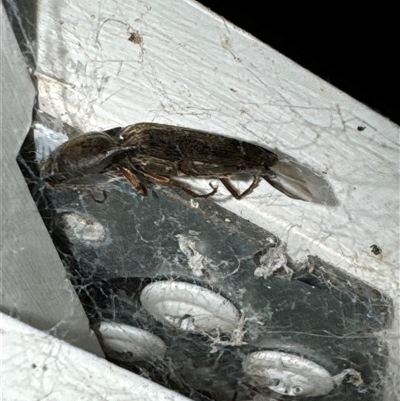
41, 132, 120, 184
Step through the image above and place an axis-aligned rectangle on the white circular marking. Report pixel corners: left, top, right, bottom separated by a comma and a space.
140, 281, 240, 333
98, 322, 166, 362
243, 351, 334, 397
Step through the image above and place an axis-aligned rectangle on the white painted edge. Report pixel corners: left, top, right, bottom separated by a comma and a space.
0, 312, 192, 401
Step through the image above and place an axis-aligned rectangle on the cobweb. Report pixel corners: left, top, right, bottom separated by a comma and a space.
6, 1, 395, 399
16, 110, 392, 401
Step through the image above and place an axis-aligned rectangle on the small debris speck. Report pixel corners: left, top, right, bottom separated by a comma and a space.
128, 31, 143, 45
370, 244, 382, 255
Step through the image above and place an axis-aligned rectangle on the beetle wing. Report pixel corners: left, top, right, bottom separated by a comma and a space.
262, 160, 313, 202
120, 123, 278, 176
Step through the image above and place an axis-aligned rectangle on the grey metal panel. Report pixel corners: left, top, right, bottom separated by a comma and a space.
0, 3, 103, 356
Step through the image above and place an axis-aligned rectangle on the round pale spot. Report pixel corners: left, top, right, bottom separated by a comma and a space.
140, 281, 240, 333
243, 351, 334, 397
98, 322, 166, 362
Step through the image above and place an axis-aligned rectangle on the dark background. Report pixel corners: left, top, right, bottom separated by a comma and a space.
197, 2, 399, 126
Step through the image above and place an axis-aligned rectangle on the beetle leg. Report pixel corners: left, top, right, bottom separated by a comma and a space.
143, 171, 218, 198
220, 176, 260, 199
169, 180, 218, 198
119, 166, 147, 196
141, 172, 171, 184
